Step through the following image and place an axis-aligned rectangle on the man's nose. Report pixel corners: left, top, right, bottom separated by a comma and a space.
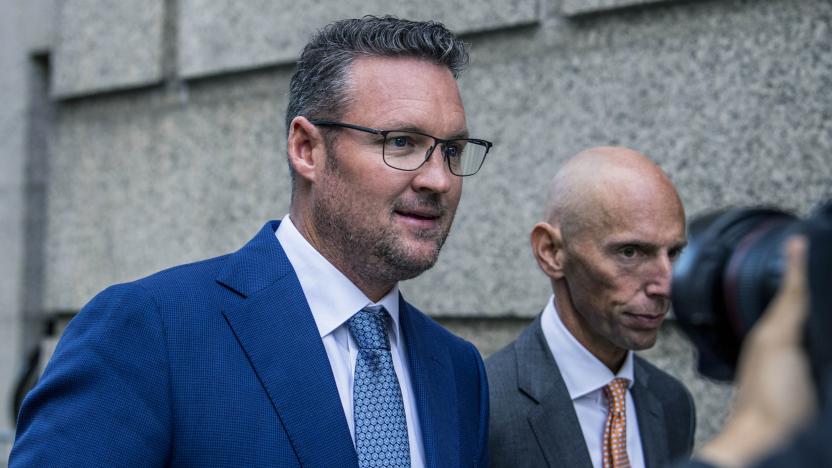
411, 145, 454, 193
646, 253, 673, 297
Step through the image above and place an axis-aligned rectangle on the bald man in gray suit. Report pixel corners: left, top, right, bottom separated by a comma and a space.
487, 147, 695, 468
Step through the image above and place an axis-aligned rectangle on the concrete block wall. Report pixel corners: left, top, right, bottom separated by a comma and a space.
0, 5, 27, 454
3, 0, 830, 451
1, 0, 57, 460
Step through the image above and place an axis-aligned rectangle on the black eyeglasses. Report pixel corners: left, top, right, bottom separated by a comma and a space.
308, 119, 493, 177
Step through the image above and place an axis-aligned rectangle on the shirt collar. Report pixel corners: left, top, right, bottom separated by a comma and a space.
275, 215, 402, 345
540, 294, 634, 400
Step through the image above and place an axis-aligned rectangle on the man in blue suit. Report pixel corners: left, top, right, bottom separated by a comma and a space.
11, 16, 492, 467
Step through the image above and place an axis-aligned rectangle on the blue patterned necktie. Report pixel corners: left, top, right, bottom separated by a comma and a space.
347, 305, 411, 468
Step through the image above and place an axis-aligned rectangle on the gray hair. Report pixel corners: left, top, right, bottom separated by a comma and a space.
285, 15, 469, 134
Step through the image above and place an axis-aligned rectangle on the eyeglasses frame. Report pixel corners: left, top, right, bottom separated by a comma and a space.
307, 119, 493, 176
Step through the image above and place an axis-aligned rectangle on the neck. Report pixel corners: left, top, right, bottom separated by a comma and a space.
347, 275, 395, 303
289, 207, 395, 302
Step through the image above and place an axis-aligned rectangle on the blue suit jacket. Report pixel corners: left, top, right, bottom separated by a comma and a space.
11, 221, 489, 467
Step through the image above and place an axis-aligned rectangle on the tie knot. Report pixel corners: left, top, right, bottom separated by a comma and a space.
347, 305, 391, 350
603, 378, 630, 410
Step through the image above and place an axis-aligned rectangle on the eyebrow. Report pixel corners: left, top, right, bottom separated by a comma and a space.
606, 240, 652, 251
381, 122, 470, 140
673, 240, 689, 251
606, 239, 688, 252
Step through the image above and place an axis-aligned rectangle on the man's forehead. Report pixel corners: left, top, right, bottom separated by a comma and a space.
347, 56, 456, 90
577, 190, 684, 239
594, 210, 686, 246
343, 56, 467, 134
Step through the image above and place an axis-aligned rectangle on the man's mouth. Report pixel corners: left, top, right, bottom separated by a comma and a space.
623, 311, 666, 329
394, 208, 442, 230
395, 207, 441, 220
393, 197, 446, 229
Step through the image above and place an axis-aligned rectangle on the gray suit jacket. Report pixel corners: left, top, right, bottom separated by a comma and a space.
486, 316, 695, 468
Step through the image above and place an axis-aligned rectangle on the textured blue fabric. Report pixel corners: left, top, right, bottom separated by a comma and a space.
348, 306, 410, 468
10, 221, 490, 467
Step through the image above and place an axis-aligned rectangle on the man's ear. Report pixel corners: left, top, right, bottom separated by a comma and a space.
287, 116, 327, 183
530, 222, 566, 279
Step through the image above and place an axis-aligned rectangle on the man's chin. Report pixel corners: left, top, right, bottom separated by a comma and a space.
625, 332, 661, 351
382, 243, 442, 279
396, 229, 447, 253
400, 223, 447, 242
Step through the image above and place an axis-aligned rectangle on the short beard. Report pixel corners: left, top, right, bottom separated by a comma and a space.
311, 192, 450, 284
310, 143, 453, 285
373, 194, 450, 280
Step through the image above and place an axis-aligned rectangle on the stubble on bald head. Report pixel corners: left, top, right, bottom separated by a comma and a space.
544, 146, 684, 242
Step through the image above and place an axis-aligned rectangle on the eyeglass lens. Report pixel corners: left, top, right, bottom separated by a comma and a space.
382, 131, 487, 176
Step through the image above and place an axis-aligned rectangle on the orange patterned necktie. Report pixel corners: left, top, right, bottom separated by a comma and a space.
602, 378, 631, 468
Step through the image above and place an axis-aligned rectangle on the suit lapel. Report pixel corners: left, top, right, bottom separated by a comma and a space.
218, 221, 358, 468
632, 358, 670, 468
399, 297, 459, 468
518, 318, 594, 468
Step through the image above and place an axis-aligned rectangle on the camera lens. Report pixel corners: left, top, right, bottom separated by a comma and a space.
671, 207, 798, 380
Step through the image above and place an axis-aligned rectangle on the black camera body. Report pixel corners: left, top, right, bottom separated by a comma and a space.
671, 200, 832, 398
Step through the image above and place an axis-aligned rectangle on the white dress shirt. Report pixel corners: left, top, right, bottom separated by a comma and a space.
540, 294, 646, 468
276, 215, 426, 468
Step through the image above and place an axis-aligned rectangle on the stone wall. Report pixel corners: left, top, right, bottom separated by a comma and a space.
0, 0, 57, 458
3, 0, 831, 451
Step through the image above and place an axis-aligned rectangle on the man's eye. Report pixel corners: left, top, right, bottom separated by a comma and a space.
620, 246, 638, 258
391, 136, 409, 148
443, 143, 464, 159
668, 247, 684, 261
